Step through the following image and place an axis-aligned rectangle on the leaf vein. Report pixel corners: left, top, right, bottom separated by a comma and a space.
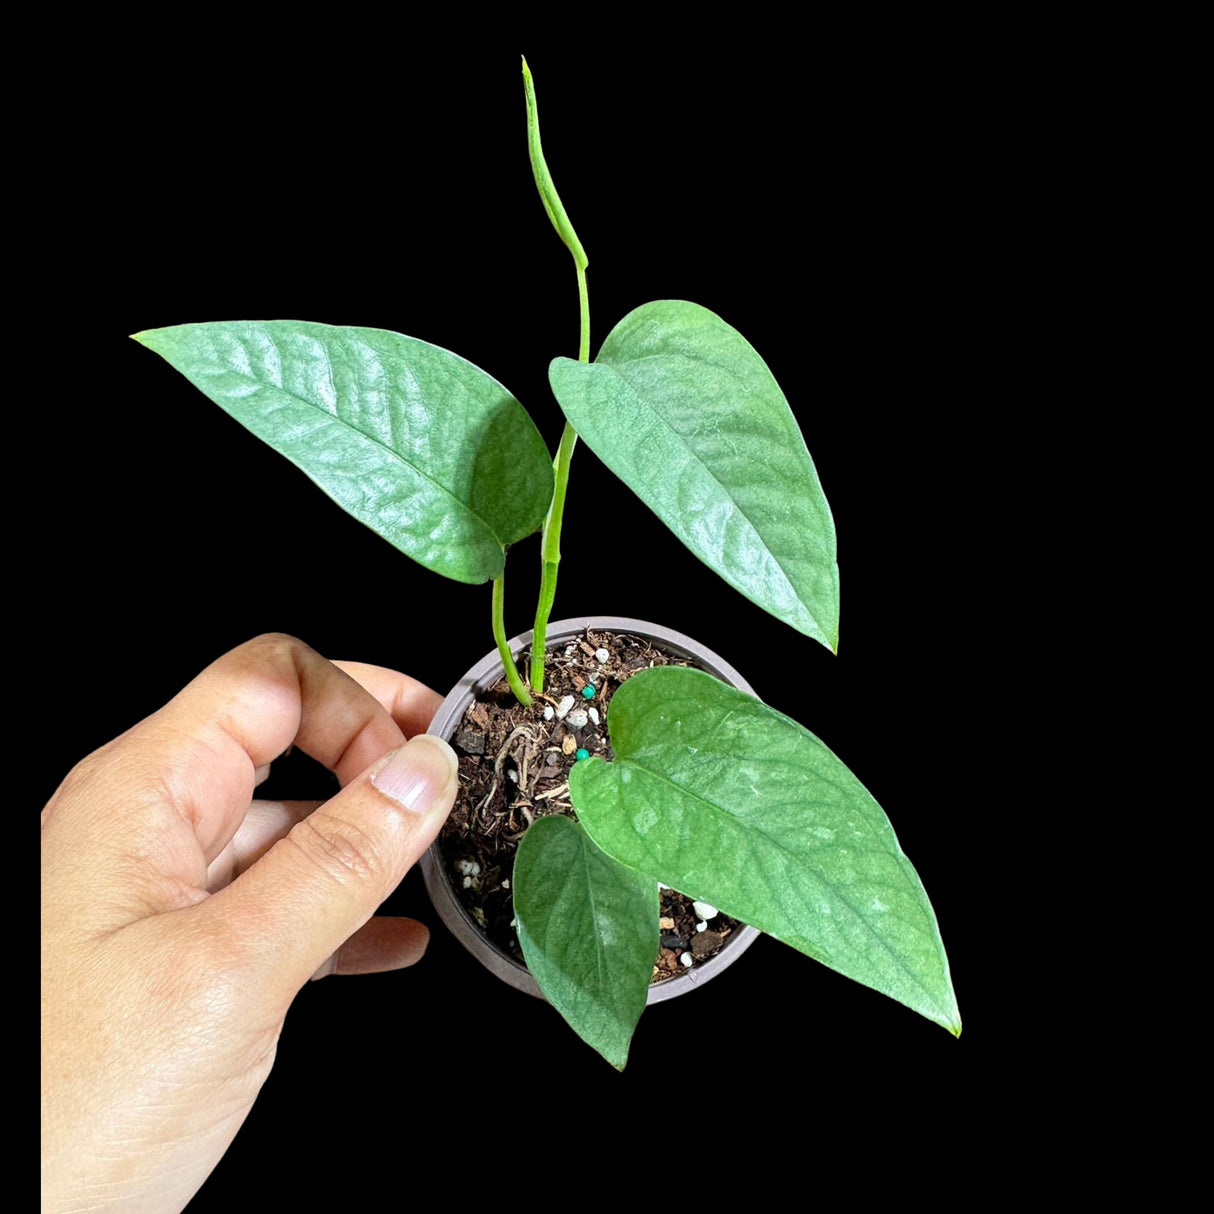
598, 361, 818, 624
227, 349, 502, 545
616, 757, 946, 1011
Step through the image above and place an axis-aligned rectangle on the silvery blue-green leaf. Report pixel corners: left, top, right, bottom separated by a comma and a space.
571, 666, 960, 1035
549, 301, 839, 649
135, 321, 554, 584
514, 814, 658, 1069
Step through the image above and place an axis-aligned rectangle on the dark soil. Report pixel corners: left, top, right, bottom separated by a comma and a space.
438, 627, 742, 982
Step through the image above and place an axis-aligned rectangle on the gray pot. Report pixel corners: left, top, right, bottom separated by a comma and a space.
422, 615, 762, 1004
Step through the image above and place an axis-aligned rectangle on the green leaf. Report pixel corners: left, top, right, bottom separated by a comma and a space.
570, 666, 960, 1035
549, 301, 839, 650
135, 321, 554, 584
522, 56, 587, 271
514, 814, 658, 1069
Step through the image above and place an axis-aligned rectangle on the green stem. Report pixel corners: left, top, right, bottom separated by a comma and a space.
523, 57, 591, 693
531, 415, 578, 691
531, 259, 589, 691
576, 254, 590, 364
493, 574, 532, 707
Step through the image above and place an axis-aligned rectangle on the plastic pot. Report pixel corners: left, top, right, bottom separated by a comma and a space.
422, 615, 762, 1004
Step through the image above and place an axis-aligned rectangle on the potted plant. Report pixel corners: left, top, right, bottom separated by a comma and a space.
131, 59, 960, 1068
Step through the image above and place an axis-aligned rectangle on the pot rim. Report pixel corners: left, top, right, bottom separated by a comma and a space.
421, 615, 762, 1004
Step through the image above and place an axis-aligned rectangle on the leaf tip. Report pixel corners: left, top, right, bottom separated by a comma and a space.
936, 1002, 962, 1038
604, 1038, 631, 1071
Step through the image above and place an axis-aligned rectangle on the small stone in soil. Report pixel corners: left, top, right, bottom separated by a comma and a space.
453, 729, 485, 754
440, 629, 745, 978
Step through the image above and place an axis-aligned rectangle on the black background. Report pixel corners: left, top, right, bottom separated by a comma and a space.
36, 36, 1012, 1198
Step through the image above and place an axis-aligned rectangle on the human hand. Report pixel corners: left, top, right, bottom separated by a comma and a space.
41, 635, 459, 1213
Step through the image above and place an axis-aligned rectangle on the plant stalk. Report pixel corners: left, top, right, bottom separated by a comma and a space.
492, 573, 532, 707
523, 57, 591, 693
531, 413, 578, 690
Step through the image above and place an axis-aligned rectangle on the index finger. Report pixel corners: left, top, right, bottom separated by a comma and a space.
43, 635, 408, 911
332, 661, 443, 739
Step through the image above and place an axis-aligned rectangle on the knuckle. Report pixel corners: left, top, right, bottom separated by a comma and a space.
284, 812, 386, 886
233, 632, 308, 669
247, 631, 304, 653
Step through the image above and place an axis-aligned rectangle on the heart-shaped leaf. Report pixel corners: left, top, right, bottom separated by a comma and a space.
514, 814, 658, 1069
135, 321, 554, 584
549, 301, 839, 649
570, 666, 960, 1035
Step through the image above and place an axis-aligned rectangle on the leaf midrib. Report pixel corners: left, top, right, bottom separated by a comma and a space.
592, 355, 819, 626
211, 334, 504, 545
606, 752, 950, 1018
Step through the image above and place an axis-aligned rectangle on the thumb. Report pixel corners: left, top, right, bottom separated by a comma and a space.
205, 733, 459, 997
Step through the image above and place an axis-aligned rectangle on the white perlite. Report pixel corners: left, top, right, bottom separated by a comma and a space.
555, 695, 575, 720
457, 859, 481, 876
595, 648, 610, 663
543, 705, 555, 721
588, 707, 600, 725
696, 921, 708, 933
693, 901, 718, 920
566, 708, 588, 728
679, 951, 694, 968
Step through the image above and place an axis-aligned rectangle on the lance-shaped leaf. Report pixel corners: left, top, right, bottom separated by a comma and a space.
549, 301, 839, 649
514, 814, 658, 1069
571, 666, 960, 1035
135, 321, 554, 584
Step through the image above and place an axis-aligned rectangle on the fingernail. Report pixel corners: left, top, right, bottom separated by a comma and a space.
371, 734, 457, 815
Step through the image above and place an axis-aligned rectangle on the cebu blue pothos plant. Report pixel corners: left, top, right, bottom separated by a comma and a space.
134, 60, 960, 1067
